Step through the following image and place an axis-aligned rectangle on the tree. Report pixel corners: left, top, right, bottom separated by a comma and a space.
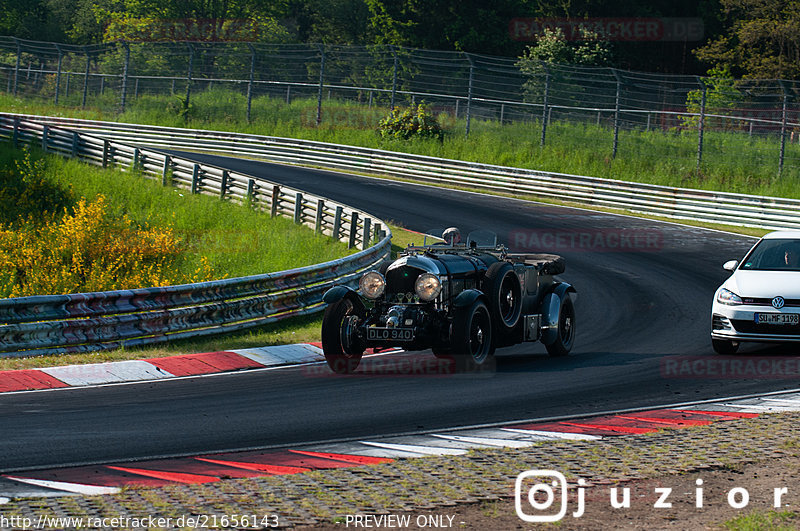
694, 0, 800, 79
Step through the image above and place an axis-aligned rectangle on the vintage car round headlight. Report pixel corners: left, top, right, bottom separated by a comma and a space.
359, 271, 385, 299
415, 273, 442, 302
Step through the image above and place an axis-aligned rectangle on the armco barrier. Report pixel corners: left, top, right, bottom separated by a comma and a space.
3, 113, 800, 231
0, 115, 391, 357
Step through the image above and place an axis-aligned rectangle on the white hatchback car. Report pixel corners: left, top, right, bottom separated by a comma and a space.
711, 231, 800, 354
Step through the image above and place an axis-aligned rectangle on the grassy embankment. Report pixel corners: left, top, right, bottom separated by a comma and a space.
0, 143, 395, 369
1, 87, 798, 199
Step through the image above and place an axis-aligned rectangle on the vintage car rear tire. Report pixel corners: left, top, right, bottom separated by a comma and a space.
545, 296, 576, 357
451, 299, 496, 371
321, 298, 365, 374
483, 262, 522, 334
712, 338, 739, 355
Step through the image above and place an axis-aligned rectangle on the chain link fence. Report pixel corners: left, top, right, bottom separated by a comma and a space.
2, 37, 800, 179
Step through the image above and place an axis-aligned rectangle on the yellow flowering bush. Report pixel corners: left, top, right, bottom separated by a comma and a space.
0, 195, 216, 297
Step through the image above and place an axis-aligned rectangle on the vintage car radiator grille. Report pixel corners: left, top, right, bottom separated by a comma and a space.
385, 265, 425, 295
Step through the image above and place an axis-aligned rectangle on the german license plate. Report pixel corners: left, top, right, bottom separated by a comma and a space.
367, 327, 414, 341
755, 313, 800, 325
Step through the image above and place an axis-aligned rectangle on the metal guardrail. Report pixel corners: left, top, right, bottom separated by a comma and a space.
0, 115, 391, 357
5, 113, 800, 232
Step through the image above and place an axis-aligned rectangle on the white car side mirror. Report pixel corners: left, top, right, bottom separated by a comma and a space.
723, 260, 739, 271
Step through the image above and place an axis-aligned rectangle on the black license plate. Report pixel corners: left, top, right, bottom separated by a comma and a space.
367, 327, 414, 341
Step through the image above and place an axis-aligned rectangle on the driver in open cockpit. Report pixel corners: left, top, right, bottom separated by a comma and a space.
442, 227, 461, 246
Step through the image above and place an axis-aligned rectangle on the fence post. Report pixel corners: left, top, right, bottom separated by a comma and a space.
54, 44, 63, 105
246, 43, 256, 123
362, 217, 371, 250
190, 164, 201, 193
333, 206, 343, 240
65, 72, 70, 99
541, 63, 550, 147
315, 199, 325, 233
696, 78, 707, 174
42, 125, 49, 151
120, 41, 130, 112
779, 82, 789, 177
271, 185, 280, 217
82, 51, 90, 108
12, 38, 20, 96
294, 193, 303, 224
247, 178, 256, 205
184, 43, 194, 115
11, 117, 19, 148
316, 45, 325, 126
162, 155, 171, 186
132, 147, 140, 171
465, 53, 475, 139
390, 45, 398, 109
612, 69, 622, 159
349, 212, 359, 249
220, 169, 229, 198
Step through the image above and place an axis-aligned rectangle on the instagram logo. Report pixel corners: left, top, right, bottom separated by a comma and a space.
515, 470, 586, 522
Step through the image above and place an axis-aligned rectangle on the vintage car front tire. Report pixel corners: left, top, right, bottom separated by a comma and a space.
483, 261, 522, 334
451, 299, 496, 371
545, 296, 576, 357
321, 297, 365, 374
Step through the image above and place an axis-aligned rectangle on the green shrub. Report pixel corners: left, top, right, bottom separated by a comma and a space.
0, 148, 73, 225
378, 103, 445, 142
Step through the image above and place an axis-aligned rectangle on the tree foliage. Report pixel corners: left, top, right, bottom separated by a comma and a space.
694, 0, 800, 79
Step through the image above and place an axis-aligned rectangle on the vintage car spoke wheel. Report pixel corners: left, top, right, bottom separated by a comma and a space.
321, 298, 365, 374
451, 300, 495, 371
484, 262, 522, 333
545, 296, 576, 357
712, 338, 740, 355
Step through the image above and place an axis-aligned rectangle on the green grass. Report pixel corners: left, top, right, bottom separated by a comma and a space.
724, 510, 798, 531
0, 143, 354, 280
2, 87, 799, 199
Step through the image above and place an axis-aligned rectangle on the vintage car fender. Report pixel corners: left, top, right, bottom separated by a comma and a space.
452, 288, 487, 309
540, 282, 577, 346
322, 285, 365, 311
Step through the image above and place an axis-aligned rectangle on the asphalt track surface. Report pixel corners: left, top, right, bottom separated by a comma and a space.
1, 153, 796, 473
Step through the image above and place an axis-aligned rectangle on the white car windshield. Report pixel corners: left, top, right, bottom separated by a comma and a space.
740, 239, 800, 271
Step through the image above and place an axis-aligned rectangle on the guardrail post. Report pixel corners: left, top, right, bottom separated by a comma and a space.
220, 169, 229, 198
246, 43, 256, 123
348, 212, 359, 249
54, 44, 63, 105
71, 131, 80, 158
333, 206, 343, 240
42, 125, 49, 151
779, 82, 788, 177
247, 178, 255, 205
500, 103, 505, 124
120, 42, 130, 112
374, 223, 382, 243
541, 63, 550, 147
294, 192, 303, 224
390, 45, 398, 109
271, 185, 280, 217
465, 53, 474, 139
316, 45, 325, 126
11, 117, 19, 148
696, 78, 707, 174
12, 38, 20, 96
612, 69, 622, 159
362, 217, 371, 250
191, 164, 201, 193
162, 155, 171, 185
102, 139, 110, 167
315, 199, 324, 233
82, 51, 90, 108
286, 84, 291, 104
132, 147, 140, 172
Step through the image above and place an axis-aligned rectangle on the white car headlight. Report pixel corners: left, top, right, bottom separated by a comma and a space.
414, 273, 442, 302
717, 288, 743, 305
359, 271, 385, 299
